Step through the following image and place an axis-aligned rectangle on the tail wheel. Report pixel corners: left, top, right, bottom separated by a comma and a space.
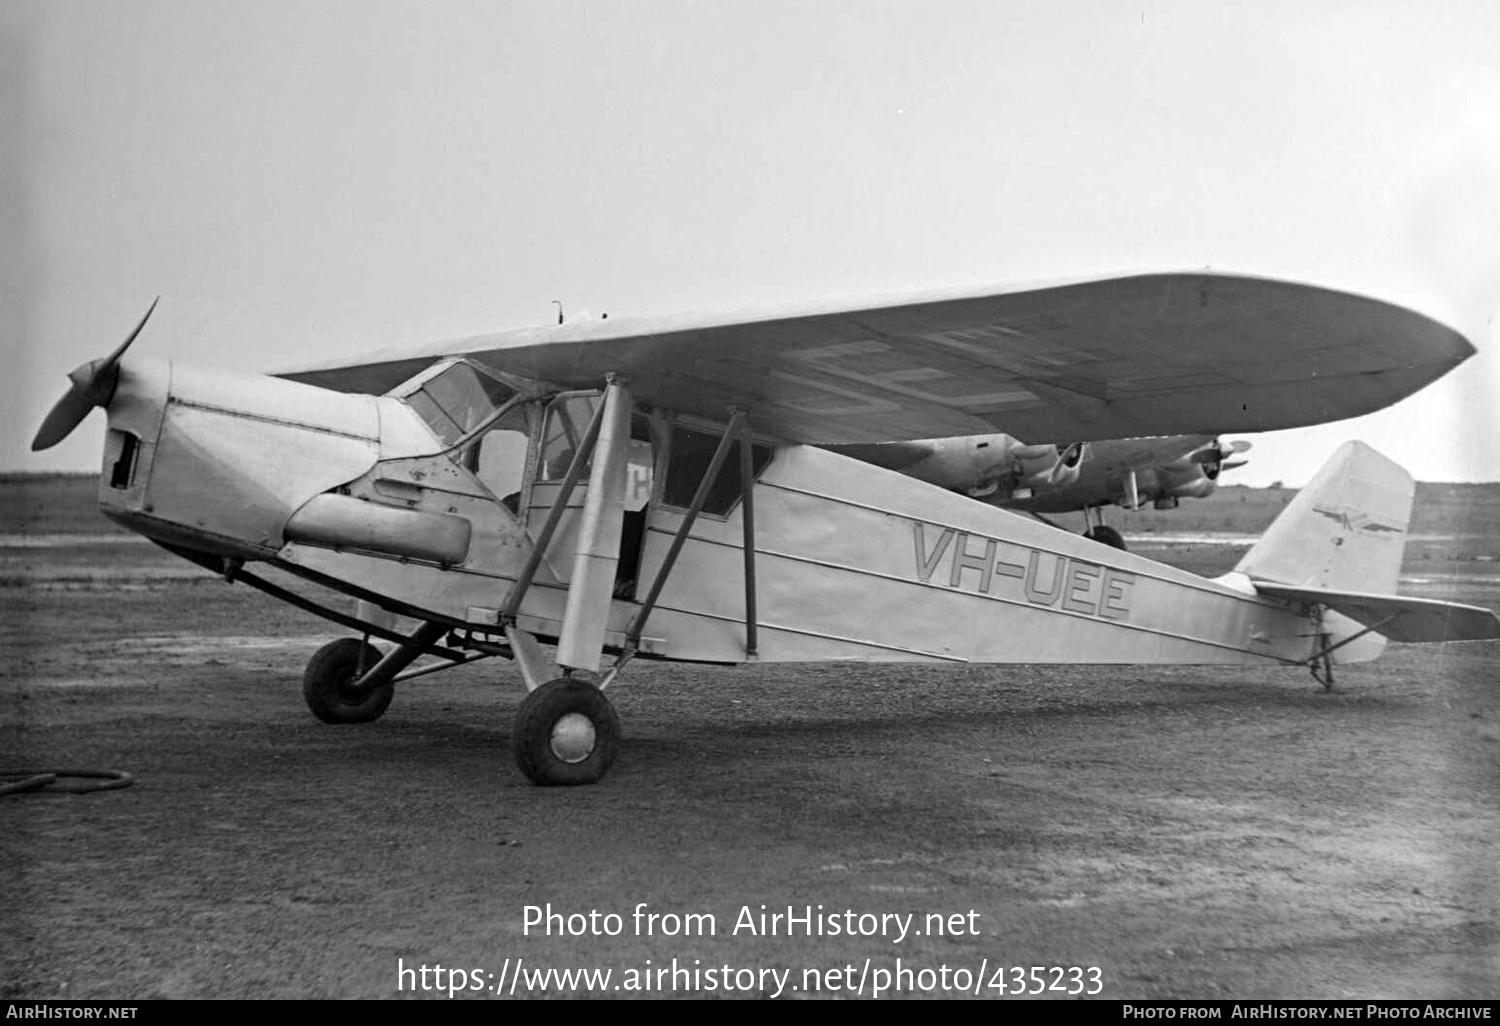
1084, 525, 1127, 551
513, 678, 620, 786
303, 638, 392, 724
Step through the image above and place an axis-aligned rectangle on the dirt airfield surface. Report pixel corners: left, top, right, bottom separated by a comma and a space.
3, 478, 1499, 1001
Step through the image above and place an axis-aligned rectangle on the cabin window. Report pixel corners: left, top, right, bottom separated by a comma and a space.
616, 415, 659, 599
537, 399, 658, 500
403, 361, 515, 447
661, 424, 772, 516
538, 395, 601, 482
616, 413, 658, 512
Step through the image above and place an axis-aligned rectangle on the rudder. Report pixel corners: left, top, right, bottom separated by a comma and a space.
1233, 441, 1412, 595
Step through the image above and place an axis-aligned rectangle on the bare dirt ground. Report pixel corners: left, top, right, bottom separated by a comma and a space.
3, 480, 1498, 1000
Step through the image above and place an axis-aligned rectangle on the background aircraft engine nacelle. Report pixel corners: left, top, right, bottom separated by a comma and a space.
1015, 441, 1085, 490
938, 434, 1013, 489
1048, 442, 1086, 488
1012, 442, 1058, 489
895, 434, 1019, 494
1169, 478, 1216, 499
1160, 464, 1216, 500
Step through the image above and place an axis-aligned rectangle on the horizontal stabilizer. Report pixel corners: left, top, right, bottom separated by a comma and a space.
1252, 582, 1500, 643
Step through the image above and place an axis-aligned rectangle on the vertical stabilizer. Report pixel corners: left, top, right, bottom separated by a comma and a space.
1233, 441, 1412, 595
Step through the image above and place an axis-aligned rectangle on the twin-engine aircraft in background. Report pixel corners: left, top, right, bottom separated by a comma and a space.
830, 433, 1251, 549
32, 271, 1500, 786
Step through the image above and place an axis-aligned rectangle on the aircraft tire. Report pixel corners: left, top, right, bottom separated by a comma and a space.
302, 638, 393, 724
1084, 525, 1127, 551
513, 678, 619, 786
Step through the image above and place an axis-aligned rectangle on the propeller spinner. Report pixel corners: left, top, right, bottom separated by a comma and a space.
31, 298, 159, 451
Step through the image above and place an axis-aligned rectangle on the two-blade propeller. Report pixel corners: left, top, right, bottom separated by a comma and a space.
31, 298, 159, 451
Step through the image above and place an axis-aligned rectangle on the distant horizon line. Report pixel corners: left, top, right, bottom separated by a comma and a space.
4, 469, 1498, 490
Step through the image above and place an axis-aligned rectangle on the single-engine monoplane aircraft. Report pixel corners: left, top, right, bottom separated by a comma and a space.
828, 432, 1251, 549
32, 272, 1500, 785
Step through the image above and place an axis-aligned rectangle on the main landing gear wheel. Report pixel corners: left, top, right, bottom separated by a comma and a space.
302, 638, 393, 724
1084, 525, 1127, 551
513, 678, 620, 786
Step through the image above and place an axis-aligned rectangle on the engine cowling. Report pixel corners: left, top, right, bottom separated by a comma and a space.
903, 434, 1019, 493
1164, 475, 1216, 500
1016, 441, 1085, 490
1048, 442, 1086, 488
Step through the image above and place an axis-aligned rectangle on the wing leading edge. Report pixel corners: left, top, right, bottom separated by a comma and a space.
278, 272, 1475, 445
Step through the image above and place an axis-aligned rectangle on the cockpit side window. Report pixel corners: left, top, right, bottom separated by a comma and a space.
402, 361, 516, 447
464, 404, 534, 512
538, 394, 600, 481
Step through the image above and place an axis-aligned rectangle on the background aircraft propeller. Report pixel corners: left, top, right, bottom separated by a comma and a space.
31, 298, 159, 451
1191, 438, 1251, 480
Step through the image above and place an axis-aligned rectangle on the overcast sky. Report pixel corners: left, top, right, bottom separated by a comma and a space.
4, 1, 1497, 486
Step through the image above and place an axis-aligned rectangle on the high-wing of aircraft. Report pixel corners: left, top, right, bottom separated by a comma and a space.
828, 433, 1252, 549
32, 271, 1499, 786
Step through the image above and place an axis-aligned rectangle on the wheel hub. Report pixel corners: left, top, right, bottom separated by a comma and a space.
549, 713, 597, 764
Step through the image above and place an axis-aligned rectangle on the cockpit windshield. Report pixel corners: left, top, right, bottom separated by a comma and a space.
397, 361, 517, 447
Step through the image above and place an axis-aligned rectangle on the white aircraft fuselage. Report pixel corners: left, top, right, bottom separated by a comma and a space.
95, 354, 1380, 670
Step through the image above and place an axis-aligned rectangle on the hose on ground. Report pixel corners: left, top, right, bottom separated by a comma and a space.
0, 769, 134, 796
